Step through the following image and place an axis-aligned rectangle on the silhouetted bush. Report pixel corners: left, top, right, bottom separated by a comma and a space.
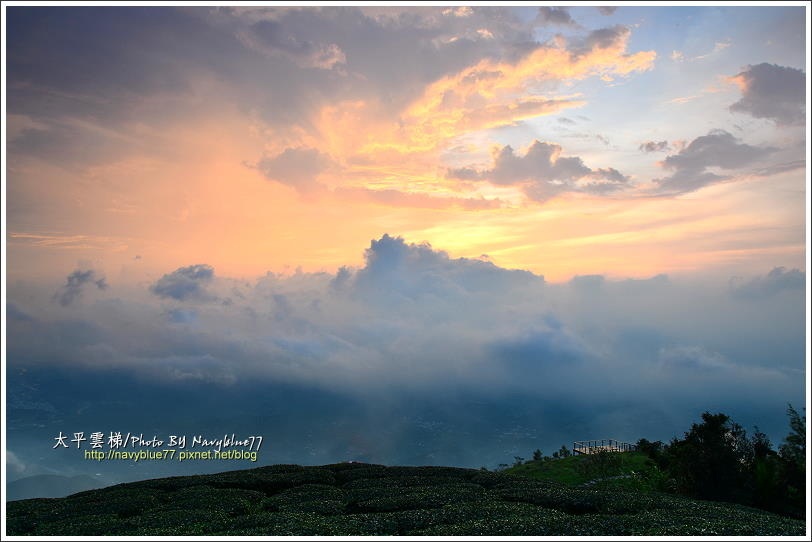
635, 406, 806, 519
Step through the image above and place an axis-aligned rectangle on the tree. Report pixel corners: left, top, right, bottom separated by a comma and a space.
636, 438, 667, 468
513, 456, 525, 467
532, 449, 543, 461
636, 438, 664, 456
778, 404, 805, 464
632, 407, 804, 518
750, 426, 773, 463
748, 426, 780, 511
664, 412, 751, 503
775, 404, 806, 518
558, 445, 571, 458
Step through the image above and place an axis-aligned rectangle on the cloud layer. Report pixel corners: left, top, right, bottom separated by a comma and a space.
6, 234, 806, 477
11, 234, 805, 404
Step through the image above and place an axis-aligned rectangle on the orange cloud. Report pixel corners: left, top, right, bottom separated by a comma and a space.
281, 27, 655, 205
308, 27, 655, 160
399, 29, 654, 149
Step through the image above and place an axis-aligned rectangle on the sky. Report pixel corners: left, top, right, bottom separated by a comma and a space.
3, 4, 809, 487
5, 4, 807, 281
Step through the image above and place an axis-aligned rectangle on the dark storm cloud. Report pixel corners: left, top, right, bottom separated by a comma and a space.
53, 269, 107, 307
652, 130, 776, 195
639, 140, 671, 153
150, 264, 216, 302
730, 63, 806, 126
536, 7, 577, 27
448, 140, 630, 202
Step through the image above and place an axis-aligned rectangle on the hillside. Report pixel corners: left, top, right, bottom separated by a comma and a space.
505, 452, 664, 491
6, 463, 804, 536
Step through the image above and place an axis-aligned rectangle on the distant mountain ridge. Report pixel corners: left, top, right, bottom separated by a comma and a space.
7, 474, 105, 501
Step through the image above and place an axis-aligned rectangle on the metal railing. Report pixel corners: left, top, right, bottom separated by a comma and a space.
572, 439, 637, 455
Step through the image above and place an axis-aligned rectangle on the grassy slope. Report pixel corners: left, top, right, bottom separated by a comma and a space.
6, 463, 804, 536
505, 452, 656, 488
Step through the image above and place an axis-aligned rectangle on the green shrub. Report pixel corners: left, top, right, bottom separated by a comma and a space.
576, 450, 624, 479
126, 509, 231, 535
7, 462, 805, 536
163, 485, 264, 516
342, 475, 473, 490
347, 484, 488, 513
262, 483, 345, 515
33, 514, 127, 536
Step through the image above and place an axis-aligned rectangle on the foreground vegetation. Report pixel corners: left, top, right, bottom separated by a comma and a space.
7, 462, 804, 536
506, 451, 662, 490
640, 405, 807, 519
507, 405, 807, 520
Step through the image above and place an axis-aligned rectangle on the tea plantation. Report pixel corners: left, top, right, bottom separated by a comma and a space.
6, 463, 805, 536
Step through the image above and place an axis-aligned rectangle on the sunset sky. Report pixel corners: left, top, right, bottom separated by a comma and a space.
6, 4, 807, 283
4, 4, 809, 483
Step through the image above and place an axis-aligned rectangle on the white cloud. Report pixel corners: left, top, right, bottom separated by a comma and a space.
8, 235, 803, 397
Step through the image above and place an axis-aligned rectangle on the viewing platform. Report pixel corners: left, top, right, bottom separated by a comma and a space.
573, 439, 637, 455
